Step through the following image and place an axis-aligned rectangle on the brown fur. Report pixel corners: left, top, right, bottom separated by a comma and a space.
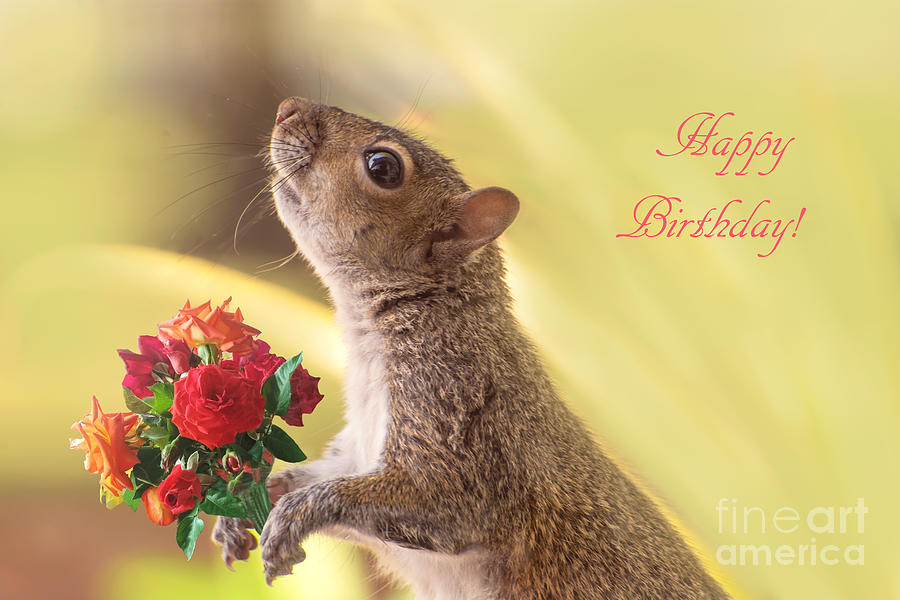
213, 98, 729, 599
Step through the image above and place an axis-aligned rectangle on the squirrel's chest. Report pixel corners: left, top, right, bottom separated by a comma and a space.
374, 546, 497, 600
341, 328, 391, 475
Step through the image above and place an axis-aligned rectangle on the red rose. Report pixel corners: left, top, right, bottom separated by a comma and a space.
223, 348, 287, 391
237, 340, 272, 366
157, 465, 201, 515
117, 335, 173, 398
217, 358, 242, 374
242, 353, 286, 390
282, 364, 323, 427
171, 364, 265, 449
216, 357, 273, 390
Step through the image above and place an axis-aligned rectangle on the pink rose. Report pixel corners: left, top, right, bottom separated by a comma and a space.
160, 337, 193, 374
117, 335, 173, 398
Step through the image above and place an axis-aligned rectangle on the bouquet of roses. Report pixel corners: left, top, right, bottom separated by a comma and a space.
70, 297, 323, 558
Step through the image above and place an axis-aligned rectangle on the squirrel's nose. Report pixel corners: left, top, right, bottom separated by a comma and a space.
275, 97, 314, 125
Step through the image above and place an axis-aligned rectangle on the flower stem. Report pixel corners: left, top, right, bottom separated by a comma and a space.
237, 482, 271, 533
197, 344, 220, 365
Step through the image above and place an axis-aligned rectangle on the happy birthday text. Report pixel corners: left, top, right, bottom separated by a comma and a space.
617, 112, 806, 258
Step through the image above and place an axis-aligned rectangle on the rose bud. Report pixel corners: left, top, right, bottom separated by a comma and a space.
222, 451, 243, 475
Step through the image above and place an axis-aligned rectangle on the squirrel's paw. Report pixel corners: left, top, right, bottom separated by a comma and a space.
212, 516, 257, 570
259, 494, 308, 585
265, 466, 314, 504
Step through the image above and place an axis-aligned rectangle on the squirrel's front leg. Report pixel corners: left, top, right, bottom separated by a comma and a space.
213, 432, 362, 568
212, 458, 335, 567
260, 468, 471, 584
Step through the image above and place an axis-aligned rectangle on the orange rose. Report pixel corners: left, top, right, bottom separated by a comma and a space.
157, 297, 261, 356
70, 396, 142, 501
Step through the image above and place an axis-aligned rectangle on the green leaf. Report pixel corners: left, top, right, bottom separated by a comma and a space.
140, 424, 170, 443
138, 412, 162, 426
151, 362, 172, 380
175, 506, 204, 560
123, 387, 150, 413
263, 425, 307, 463
185, 450, 199, 471
196, 473, 218, 486
129, 471, 150, 498
161, 436, 181, 464
248, 439, 264, 465
197, 344, 219, 365
261, 352, 302, 415
131, 446, 165, 489
121, 488, 141, 512
146, 382, 174, 414
199, 486, 247, 518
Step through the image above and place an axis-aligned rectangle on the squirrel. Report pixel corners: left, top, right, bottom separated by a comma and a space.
212, 97, 729, 600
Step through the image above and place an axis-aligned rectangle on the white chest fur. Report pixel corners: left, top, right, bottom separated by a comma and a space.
340, 324, 390, 475
375, 546, 496, 600
320, 305, 495, 600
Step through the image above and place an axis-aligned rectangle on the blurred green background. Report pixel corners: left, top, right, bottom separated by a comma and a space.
2, 0, 898, 598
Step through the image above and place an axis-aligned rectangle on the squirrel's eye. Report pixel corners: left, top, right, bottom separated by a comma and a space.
364, 149, 403, 189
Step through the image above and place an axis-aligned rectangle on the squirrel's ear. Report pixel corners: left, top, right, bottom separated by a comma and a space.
430, 186, 519, 260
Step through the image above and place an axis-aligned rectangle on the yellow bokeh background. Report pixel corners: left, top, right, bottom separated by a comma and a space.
1, 1, 897, 598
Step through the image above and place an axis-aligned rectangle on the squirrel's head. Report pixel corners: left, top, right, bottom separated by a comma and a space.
268, 97, 518, 294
